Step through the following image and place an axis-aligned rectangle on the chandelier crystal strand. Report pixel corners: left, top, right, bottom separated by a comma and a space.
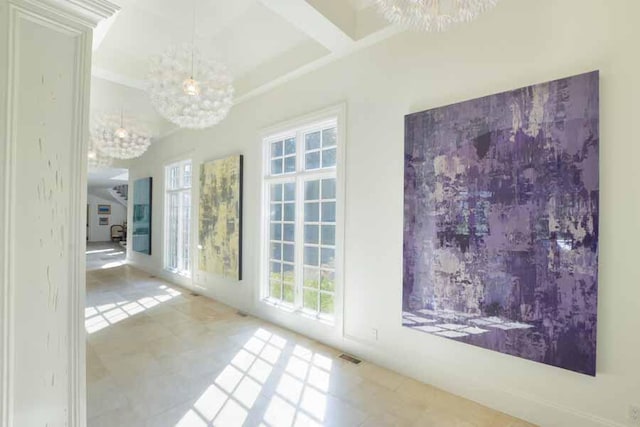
375, 0, 499, 32
91, 113, 152, 160
148, 43, 234, 130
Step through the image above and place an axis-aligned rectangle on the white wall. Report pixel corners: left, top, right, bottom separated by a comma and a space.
127, 1, 640, 426
87, 194, 127, 242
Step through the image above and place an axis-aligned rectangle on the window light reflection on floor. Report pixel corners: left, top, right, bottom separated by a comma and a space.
177, 328, 334, 427
84, 284, 182, 333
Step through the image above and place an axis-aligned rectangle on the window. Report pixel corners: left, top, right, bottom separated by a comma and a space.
262, 114, 341, 321
165, 160, 192, 276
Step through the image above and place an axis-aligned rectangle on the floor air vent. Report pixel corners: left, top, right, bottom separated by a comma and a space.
237, 311, 248, 317
338, 354, 362, 365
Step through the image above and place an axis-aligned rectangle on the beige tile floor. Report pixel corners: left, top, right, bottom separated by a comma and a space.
86, 252, 536, 427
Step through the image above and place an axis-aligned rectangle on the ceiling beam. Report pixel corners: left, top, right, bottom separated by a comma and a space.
257, 0, 354, 52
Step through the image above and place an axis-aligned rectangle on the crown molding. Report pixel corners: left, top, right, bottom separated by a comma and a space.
10, 0, 119, 27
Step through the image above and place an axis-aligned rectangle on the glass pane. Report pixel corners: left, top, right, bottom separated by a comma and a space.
321, 248, 335, 266
283, 224, 295, 242
167, 193, 179, 269
284, 156, 296, 173
283, 284, 295, 304
271, 159, 283, 175
270, 203, 282, 221
285, 138, 296, 155
271, 243, 282, 260
304, 246, 319, 266
321, 179, 336, 199
270, 223, 282, 241
270, 280, 282, 300
167, 166, 179, 190
322, 128, 336, 148
304, 267, 319, 289
304, 225, 319, 244
305, 152, 320, 170
320, 293, 334, 315
283, 182, 296, 201
283, 244, 294, 263
321, 225, 335, 246
322, 148, 336, 168
303, 289, 318, 311
305, 180, 320, 201
304, 202, 319, 222
271, 140, 283, 158
320, 270, 335, 292
283, 203, 295, 222
283, 263, 295, 283
270, 262, 282, 280
321, 202, 336, 222
271, 184, 283, 202
305, 131, 321, 151
183, 163, 192, 188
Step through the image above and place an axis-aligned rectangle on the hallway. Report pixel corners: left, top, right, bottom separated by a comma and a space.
86, 263, 534, 427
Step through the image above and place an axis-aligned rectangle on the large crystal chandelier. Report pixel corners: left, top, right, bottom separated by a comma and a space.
91, 111, 152, 159
88, 140, 113, 170
148, 43, 234, 129
375, 0, 499, 32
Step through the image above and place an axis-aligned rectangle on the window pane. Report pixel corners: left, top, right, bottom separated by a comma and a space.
303, 289, 318, 311
271, 159, 283, 175
270, 223, 282, 241
321, 225, 335, 246
321, 179, 336, 199
304, 267, 319, 289
320, 293, 334, 314
304, 225, 319, 245
320, 270, 335, 292
270, 203, 282, 221
271, 140, 283, 158
305, 131, 321, 151
283, 182, 296, 201
271, 243, 282, 261
283, 203, 295, 222
283, 224, 295, 242
271, 184, 283, 202
322, 128, 336, 148
284, 156, 296, 173
285, 138, 296, 155
283, 244, 294, 263
304, 203, 319, 222
322, 148, 336, 168
283, 263, 295, 283
270, 262, 282, 280
304, 246, 319, 266
305, 180, 320, 201
184, 163, 192, 188
305, 152, 320, 170
283, 284, 295, 304
181, 192, 191, 272
321, 202, 336, 222
321, 248, 335, 267
167, 166, 179, 190
270, 280, 282, 300
167, 193, 179, 269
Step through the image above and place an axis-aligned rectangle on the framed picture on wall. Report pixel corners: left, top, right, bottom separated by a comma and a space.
97, 204, 111, 215
99, 217, 109, 226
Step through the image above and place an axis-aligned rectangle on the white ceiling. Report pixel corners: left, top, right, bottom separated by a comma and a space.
90, 0, 397, 138
88, 167, 128, 190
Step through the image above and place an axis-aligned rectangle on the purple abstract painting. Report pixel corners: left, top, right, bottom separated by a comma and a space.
403, 71, 599, 376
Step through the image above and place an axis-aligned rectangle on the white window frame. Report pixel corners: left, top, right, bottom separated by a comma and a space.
164, 159, 193, 277
260, 105, 346, 325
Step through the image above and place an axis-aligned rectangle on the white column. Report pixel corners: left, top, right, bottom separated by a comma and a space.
0, 1, 117, 426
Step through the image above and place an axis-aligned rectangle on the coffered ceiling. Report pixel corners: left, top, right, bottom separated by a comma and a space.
90, 0, 399, 138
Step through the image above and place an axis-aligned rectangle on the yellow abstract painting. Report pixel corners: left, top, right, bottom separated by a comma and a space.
198, 155, 243, 279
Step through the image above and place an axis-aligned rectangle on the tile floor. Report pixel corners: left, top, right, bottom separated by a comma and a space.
86, 246, 536, 427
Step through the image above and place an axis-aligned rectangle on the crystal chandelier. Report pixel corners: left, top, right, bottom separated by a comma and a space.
88, 140, 113, 170
375, 0, 499, 32
148, 43, 234, 129
91, 111, 152, 159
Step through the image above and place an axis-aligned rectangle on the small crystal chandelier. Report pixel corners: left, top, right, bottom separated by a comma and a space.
91, 111, 152, 159
147, 2, 234, 130
375, 0, 499, 32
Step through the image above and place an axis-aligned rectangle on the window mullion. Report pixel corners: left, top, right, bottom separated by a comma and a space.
293, 132, 305, 311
